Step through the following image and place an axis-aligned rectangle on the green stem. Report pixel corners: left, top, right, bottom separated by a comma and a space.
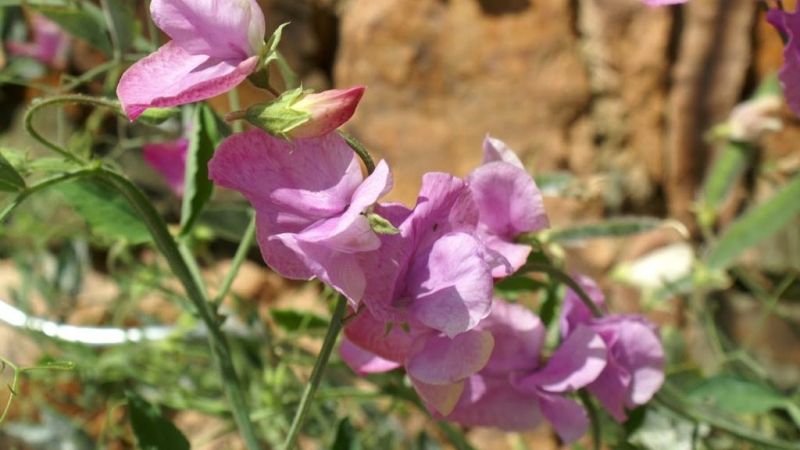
212, 212, 257, 309
281, 294, 347, 450
0, 357, 20, 425
0, 167, 99, 223
579, 390, 601, 450
521, 262, 603, 318
24, 94, 121, 163
339, 131, 376, 174
655, 383, 800, 450
91, 169, 262, 450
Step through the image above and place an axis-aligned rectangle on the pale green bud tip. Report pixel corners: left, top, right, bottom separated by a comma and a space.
367, 212, 400, 235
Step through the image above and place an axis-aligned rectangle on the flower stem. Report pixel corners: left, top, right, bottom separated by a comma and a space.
281, 294, 347, 450
212, 211, 257, 309
521, 262, 603, 318
92, 169, 262, 450
339, 130, 376, 174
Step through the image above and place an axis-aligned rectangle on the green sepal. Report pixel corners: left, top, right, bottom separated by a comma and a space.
367, 212, 400, 235
244, 87, 311, 139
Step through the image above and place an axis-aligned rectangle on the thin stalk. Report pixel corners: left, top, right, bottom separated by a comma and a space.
92, 169, 262, 450
0, 167, 99, 222
281, 294, 347, 450
579, 390, 601, 450
228, 89, 244, 133
212, 212, 256, 309
521, 262, 603, 318
339, 130, 376, 173
24, 94, 121, 163
0, 357, 20, 425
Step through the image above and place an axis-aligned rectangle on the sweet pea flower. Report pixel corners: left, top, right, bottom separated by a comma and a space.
468, 136, 549, 277
143, 138, 188, 197
445, 300, 607, 443
240, 86, 366, 139
208, 129, 392, 303
768, 7, 800, 117
561, 276, 665, 422
117, 0, 265, 120
642, 0, 688, 5
6, 13, 70, 69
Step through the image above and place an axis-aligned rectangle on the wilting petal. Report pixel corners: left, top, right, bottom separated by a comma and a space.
412, 378, 465, 416
143, 138, 188, 196
590, 316, 665, 408
406, 330, 494, 385
479, 300, 544, 374
537, 392, 589, 444
468, 161, 548, 238
343, 308, 415, 363
117, 42, 258, 120
408, 233, 493, 337
481, 135, 524, 169
340, 338, 402, 375
150, 0, 264, 59
768, 9, 800, 117
446, 375, 544, 430
209, 130, 362, 223
515, 325, 606, 393
560, 274, 606, 336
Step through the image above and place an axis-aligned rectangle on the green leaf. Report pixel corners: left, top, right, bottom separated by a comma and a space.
0, 151, 25, 192
331, 417, 361, 450
545, 217, 672, 244
698, 141, 751, 227
180, 103, 230, 234
688, 375, 786, 415
705, 175, 800, 271
269, 308, 328, 332
31, 4, 112, 56
59, 178, 151, 244
127, 393, 190, 450
101, 0, 135, 53
494, 275, 545, 300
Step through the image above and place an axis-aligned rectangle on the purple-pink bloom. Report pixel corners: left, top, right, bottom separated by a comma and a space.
768, 7, 800, 118
117, 0, 265, 120
143, 138, 188, 197
6, 13, 70, 69
561, 276, 665, 422
208, 129, 392, 303
445, 300, 607, 443
289, 87, 366, 139
468, 136, 549, 277
642, 0, 688, 5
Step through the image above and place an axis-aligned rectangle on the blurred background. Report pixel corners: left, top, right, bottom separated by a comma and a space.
0, 0, 799, 449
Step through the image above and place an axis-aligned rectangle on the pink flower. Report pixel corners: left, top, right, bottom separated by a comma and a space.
239, 86, 366, 139
642, 0, 688, 5
768, 7, 800, 117
468, 136, 549, 277
117, 0, 265, 120
6, 14, 70, 69
143, 138, 188, 197
561, 276, 665, 422
208, 130, 392, 303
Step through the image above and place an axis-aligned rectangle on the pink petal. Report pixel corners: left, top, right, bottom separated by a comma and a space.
479, 300, 545, 375
412, 378, 465, 416
560, 274, 606, 336
481, 135, 524, 169
405, 330, 494, 385
587, 356, 631, 422
289, 86, 366, 138
768, 9, 800, 117
150, 0, 264, 59
537, 392, 589, 444
143, 138, 188, 196
209, 130, 362, 223
515, 325, 606, 393
343, 308, 415, 363
481, 233, 532, 278
117, 41, 258, 120
642, 0, 687, 5
468, 161, 549, 238
446, 375, 544, 430
408, 232, 493, 337
340, 338, 401, 375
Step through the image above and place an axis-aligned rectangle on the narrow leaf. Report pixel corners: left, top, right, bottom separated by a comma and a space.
0, 151, 25, 192
59, 178, 151, 244
688, 375, 786, 415
705, 175, 800, 270
180, 103, 230, 234
127, 393, 190, 450
545, 217, 674, 244
331, 417, 361, 450
269, 309, 328, 332
699, 141, 751, 222
102, 0, 135, 53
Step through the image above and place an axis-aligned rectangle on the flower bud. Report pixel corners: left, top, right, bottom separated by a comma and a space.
243, 86, 365, 139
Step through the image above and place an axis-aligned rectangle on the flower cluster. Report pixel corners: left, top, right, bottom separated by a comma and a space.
209, 128, 665, 441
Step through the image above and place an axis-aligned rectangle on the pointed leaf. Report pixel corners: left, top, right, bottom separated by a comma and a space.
180, 103, 230, 234
0, 151, 25, 192
269, 308, 328, 332
705, 175, 800, 270
688, 375, 787, 415
102, 0, 135, 53
127, 393, 190, 450
545, 217, 673, 244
